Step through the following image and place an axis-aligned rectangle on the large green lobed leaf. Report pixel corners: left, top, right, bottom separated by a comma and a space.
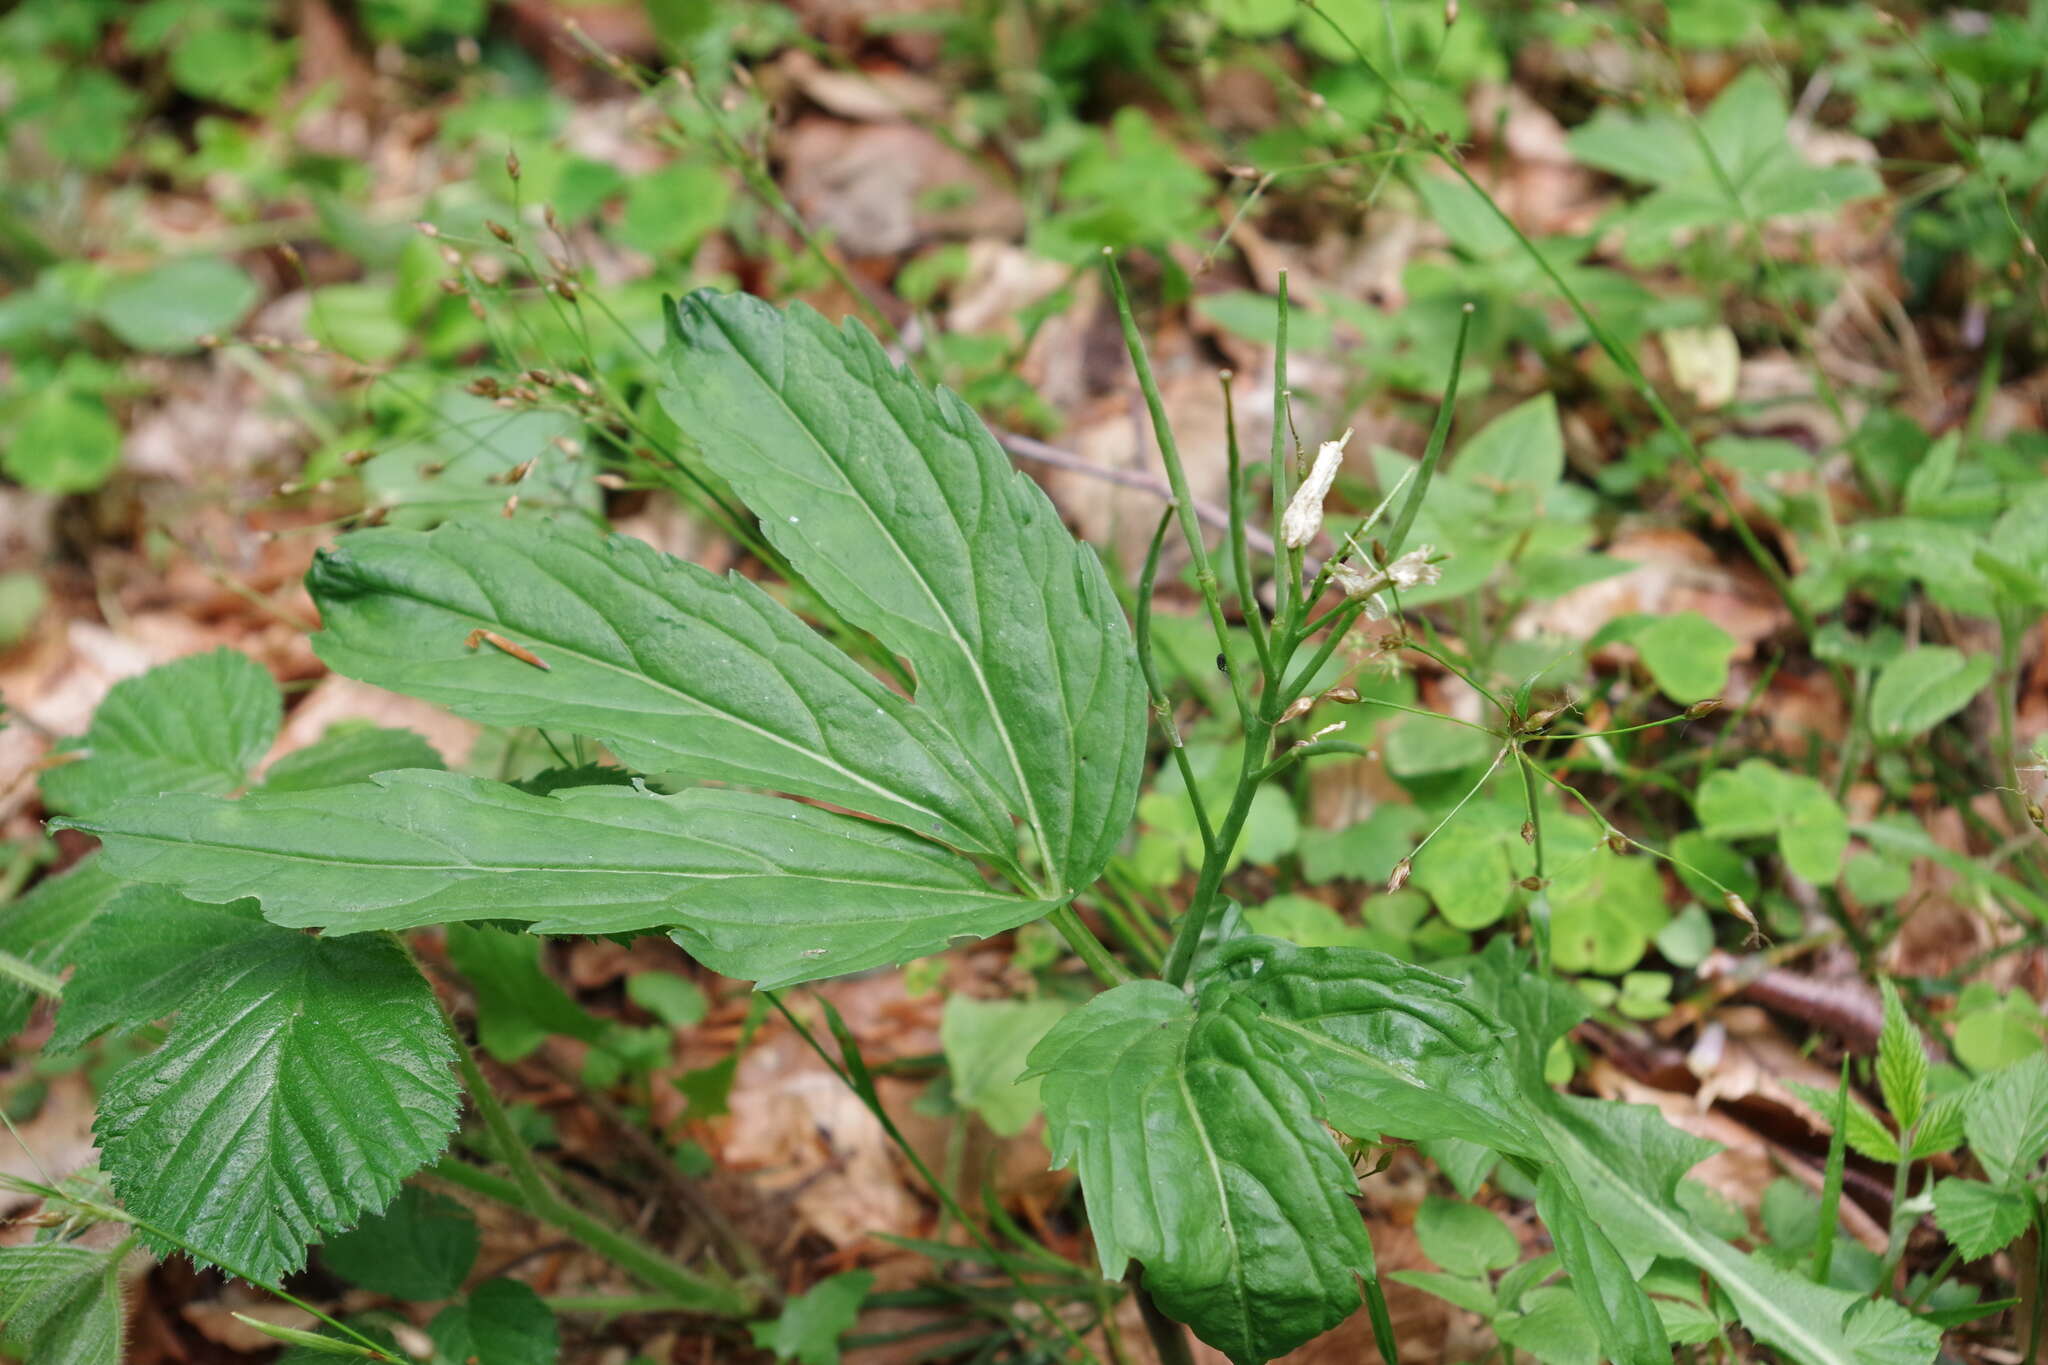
64, 771, 1057, 988
307, 517, 1016, 868
659, 289, 1146, 895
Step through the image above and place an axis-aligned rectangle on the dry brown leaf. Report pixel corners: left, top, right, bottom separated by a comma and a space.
779, 119, 1021, 257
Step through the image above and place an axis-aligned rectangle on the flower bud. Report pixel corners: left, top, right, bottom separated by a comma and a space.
1685, 698, 1722, 720
1387, 858, 1411, 893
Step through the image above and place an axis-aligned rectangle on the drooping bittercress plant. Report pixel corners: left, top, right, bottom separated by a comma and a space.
23, 286, 1944, 1365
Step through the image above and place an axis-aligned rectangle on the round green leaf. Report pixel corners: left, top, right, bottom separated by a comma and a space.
98, 257, 258, 352
1869, 647, 1994, 743
1416, 1195, 1520, 1277
4, 389, 122, 493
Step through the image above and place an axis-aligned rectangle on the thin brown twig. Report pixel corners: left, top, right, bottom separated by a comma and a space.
991, 426, 1277, 557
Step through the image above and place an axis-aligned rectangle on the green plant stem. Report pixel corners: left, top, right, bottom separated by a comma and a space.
1088, 894, 1164, 973
429, 1154, 746, 1315
1219, 369, 1274, 681
1905, 1248, 1961, 1311
769, 994, 1102, 1364
1269, 273, 1304, 650
0, 947, 63, 999
1132, 1273, 1197, 1365
434, 997, 752, 1314
1384, 302, 1473, 560
1515, 745, 1546, 885
1876, 1117, 1922, 1295
1105, 254, 1256, 733
1812, 1060, 1851, 1285
1049, 904, 1132, 987
1136, 506, 1217, 857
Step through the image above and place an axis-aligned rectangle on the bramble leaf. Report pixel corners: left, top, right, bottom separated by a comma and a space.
319, 1187, 478, 1301
1875, 979, 1927, 1132
0, 1243, 124, 1365
1931, 1179, 2030, 1261
40, 649, 279, 819
1783, 1080, 1901, 1165
660, 289, 1147, 895
66, 771, 1058, 989
1965, 1053, 2048, 1186
307, 517, 1016, 867
258, 724, 443, 792
52, 888, 460, 1282
427, 1279, 557, 1365
0, 856, 121, 1035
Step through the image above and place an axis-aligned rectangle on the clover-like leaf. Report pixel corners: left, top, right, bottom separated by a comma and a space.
52, 887, 459, 1283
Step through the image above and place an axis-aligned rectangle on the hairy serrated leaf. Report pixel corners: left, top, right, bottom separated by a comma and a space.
1875, 979, 1926, 1132
319, 1187, 478, 1301
1932, 1178, 2030, 1261
258, 724, 444, 792
307, 518, 1016, 867
660, 289, 1146, 894
1783, 1079, 1901, 1164
1965, 1053, 2048, 1185
428, 1279, 557, 1365
0, 856, 121, 1035
0, 1243, 124, 1365
61, 891, 460, 1282
66, 771, 1056, 988
40, 649, 278, 818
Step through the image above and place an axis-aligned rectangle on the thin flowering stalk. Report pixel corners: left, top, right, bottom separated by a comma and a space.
1386, 302, 1473, 561
1105, 254, 1257, 732
1135, 507, 1218, 859
1219, 370, 1274, 681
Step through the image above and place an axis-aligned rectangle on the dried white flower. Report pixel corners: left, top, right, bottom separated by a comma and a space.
1281, 428, 1352, 549
1386, 545, 1441, 591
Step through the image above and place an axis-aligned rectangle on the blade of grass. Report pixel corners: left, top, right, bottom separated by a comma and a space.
1812, 1060, 1851, 1284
